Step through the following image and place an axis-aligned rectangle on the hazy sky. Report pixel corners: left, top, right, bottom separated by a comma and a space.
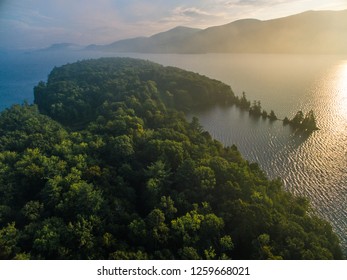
1, 0, 347, 49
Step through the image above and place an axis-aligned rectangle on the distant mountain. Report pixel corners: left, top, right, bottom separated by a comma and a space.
38, 43, 83, 52
87, 10, 347, 54
86, 26, 201, 53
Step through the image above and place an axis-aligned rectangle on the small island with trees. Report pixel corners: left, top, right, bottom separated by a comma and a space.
283, 110, 319, 131
0, 58, 340, 260
236, 92, 318, 132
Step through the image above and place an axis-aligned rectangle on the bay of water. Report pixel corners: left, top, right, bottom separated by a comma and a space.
0, 50, 346, 254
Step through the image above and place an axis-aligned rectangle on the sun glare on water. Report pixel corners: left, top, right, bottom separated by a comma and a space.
332, 60, 347, 124
337, 61, 347, 119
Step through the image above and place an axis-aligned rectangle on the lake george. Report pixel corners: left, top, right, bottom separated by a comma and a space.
0, 50, 346, 254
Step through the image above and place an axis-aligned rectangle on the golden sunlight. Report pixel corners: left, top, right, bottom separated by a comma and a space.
336, 61, 347, 118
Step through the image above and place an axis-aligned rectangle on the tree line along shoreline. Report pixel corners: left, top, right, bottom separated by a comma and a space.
234, 91, 318, 132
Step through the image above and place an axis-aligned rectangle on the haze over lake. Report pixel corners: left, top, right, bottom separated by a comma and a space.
0, 50, 346, 254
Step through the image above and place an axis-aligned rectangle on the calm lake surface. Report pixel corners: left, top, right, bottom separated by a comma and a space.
1, 51, 346, 254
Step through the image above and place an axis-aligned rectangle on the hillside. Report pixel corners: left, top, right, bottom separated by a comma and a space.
37, 43, 83, 52
0, 58, 342, 259
86, 26, 201, 53
88, 10, 347, 54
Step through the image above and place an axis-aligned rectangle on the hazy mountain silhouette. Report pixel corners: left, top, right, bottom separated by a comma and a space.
86, 10, 347, 54
38, 43, 83, 52
86, 26, 202, 53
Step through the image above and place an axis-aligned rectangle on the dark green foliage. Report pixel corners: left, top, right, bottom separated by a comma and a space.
248, 102, 277, 121
238, 92, 251, 110
0, 58, 341, 259
249, 101, 262, 116
283, 116, 290, 125
291, 110, 305, 127
284, 110, 318, 131
34, 57, 236, 127
268, 110, 277, 121
301, 110, 318, 131
261, 110, 268, 119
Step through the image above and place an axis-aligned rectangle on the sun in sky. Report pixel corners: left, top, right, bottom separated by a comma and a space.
1, 0, 347, 49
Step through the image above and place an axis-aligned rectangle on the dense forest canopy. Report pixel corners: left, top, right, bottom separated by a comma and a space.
33, 57, 236, 127
0, 57, 342, 259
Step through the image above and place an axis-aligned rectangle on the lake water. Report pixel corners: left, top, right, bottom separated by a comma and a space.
1, 50, 346, 255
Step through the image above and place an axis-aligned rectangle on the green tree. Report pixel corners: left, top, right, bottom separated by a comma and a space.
291, 110, 304, 126
301, 110, 318, 130
0, 223, 19, 259
268, 110, 277, 121
146, 209, 169, 249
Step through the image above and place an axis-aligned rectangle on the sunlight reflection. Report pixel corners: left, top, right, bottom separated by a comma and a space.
336, 61, 347, 120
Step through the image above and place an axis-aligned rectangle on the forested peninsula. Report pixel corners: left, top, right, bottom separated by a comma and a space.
0, 58, 342, 259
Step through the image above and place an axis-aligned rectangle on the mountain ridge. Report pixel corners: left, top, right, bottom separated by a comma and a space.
37, 43, 84, 52
86, 9, 347, 54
